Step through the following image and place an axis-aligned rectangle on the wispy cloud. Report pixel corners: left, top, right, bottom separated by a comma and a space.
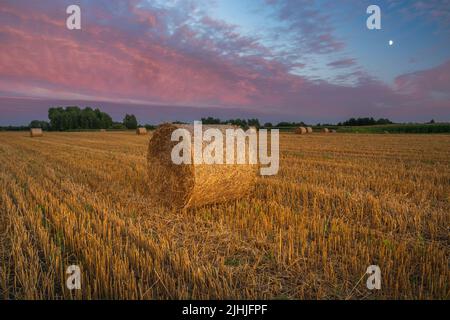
0, 0, 449, 123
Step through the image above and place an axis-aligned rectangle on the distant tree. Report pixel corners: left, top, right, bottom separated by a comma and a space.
247, 118, 261, 128
29, 120, 50, 130
0, 125, 28, 131
276, 121, 306, 127
144, 124, 156, 130
201, 117, 221, 124
429, 119, 435, 124
65, 106, 81, 129
48, 106, 113, 130
95, 108, 112, 129
198, 117, 261, 129
341, 117, 392, 126
376, 118, 393, 125
264, 122, 273, 127
227, 118, 248, 129
80, 107, 97, 129
48, 107, 64, 131
123, 114, 138, 129
112, 122, 126, 130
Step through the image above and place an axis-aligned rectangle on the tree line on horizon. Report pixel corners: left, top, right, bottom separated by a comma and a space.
0, 106, 444, 131
200, 117, 395, 128
24, 107, 142, 131
337, 117, 393, 126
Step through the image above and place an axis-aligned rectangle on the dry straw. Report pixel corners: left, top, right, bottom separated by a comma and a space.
330, 129, 337, 133
322, 128, 329, 133
147, 123, 258, 209
136, 127, 147, 135
295, 127, 307, 134
30, 128, 43, 137
306, 127, 313, 133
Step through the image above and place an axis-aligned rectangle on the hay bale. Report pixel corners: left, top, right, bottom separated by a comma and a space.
295, 127, 307, 134
30, 128, 43, 137
322, 128, 329, 133
100, 129, 106, 132
330, 129, 337, 133
136, 127, 147, 135
147, 123, 258, 209
306, 127, 313, 133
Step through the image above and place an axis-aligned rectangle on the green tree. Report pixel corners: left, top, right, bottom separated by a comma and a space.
247, 118, 260, 128
95, 108, 113, 129
48, 106, 113, 130
201, 117, 221, 124
48, 107, 64, 131
29, 120, 50, 130
123, 114, 138, 129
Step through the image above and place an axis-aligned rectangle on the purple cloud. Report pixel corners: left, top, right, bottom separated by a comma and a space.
327, 58, 357, 68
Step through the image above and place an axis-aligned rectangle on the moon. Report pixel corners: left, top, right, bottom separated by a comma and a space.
389, 40, 394, 46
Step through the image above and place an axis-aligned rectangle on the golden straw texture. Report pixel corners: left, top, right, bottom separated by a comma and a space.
147, 123, 258, 209
30, 128, 43, 137
295, 127, 307, 134
136, 127, 147, 135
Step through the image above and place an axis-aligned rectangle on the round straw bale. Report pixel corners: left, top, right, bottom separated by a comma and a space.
306, 127, 313, 133
136, 127, 147, 135
147, 123, 258, 209
100, 129, 106, 132
295, 127, 307, 134
322, 128, 329, 133
30, 128, 43, 137
330, 129, 337, 133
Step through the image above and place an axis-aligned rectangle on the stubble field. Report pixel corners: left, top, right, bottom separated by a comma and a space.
0, 131, 448, 299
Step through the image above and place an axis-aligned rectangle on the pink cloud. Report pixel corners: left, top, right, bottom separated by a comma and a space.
0, 0, 449, 123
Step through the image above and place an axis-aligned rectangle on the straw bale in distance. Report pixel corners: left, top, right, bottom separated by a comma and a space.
295, 127, 307, 134
147, 123, 258, 209
136, 127, 147, 135
330, 129, 337, 133
30, 128, 43, 137
306, 127, 313, 133
322, 128, 329, 133
100, 129, 106, 132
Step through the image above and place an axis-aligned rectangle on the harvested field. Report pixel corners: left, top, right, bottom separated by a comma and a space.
0, 131, 449, 299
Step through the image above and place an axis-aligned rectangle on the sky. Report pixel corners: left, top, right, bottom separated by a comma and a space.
0, 0, 449, 125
